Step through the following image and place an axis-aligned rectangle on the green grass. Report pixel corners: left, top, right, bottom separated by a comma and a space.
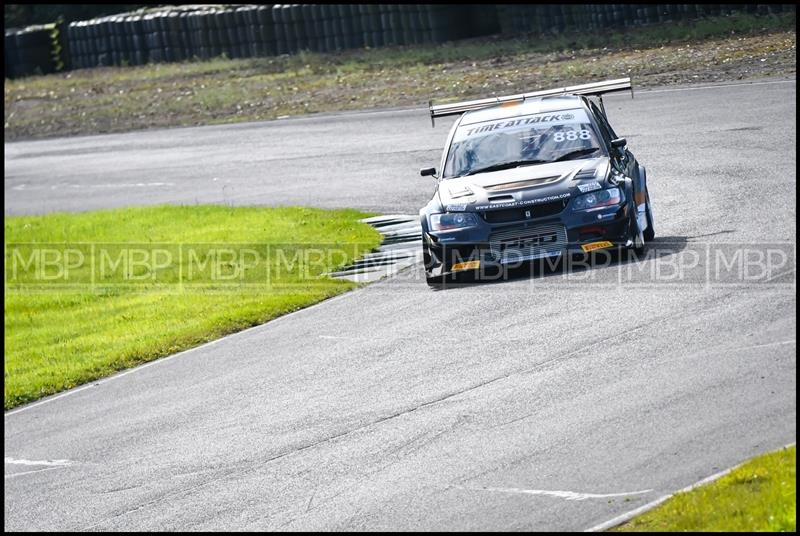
4, 12, 795, 140
613, 445, 796, 532
4, 205, 382, 410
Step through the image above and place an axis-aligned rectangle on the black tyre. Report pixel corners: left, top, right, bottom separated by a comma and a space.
630, 208, 646, 254
643, 190, 655, 242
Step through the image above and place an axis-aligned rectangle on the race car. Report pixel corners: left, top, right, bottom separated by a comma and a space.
418, 78, 654, 286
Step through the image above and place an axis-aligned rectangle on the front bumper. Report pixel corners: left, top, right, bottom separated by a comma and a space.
424, 203, 634, 277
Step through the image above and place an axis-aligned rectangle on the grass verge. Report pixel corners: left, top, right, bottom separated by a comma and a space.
4, 205, 382, 410
4, 12, 796, 140
613, 445, 796, 532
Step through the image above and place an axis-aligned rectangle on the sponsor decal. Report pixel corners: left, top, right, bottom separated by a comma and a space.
451, 260, 480, 272
581, 241, 614, 253
474, 192, 570, 211
463, 110, 588, 137
446, 203, 467, 212
577, 181, 602, 193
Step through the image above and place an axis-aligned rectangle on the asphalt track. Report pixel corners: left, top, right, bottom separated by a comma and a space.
4, 79, 797, 530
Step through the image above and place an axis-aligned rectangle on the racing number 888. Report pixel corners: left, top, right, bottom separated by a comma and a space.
553, 130, 592, 142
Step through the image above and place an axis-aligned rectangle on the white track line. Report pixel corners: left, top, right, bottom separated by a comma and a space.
5, 457, 73, 467
457, 486, 653, 502
584, 442, 797, 532
4, 457, 75, 480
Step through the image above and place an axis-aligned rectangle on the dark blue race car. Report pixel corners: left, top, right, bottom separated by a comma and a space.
419, 78, 655, 286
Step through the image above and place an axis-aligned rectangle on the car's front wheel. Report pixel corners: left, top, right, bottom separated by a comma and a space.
643, 190, 655, 242
630, 208, 646, 255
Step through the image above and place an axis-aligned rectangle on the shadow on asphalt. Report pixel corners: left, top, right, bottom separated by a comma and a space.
427, 236, 691, 291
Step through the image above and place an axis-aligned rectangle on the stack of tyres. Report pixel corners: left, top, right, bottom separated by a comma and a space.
302, 4, 317, 51
358, 4, 372, 48
378, 4, 391, 46
142, 15, 156, 63
292, 4, 304, 53
11, 25, 57, 77
348, 4, 364, 48
427, 4, 451, 43
155, 12, 167, 63
332, 4, 346, 51
165, 12, 181, 62
223, 9, 238, 58
118, 16, 131, 65
83, 20, 95, 67
106, 17, 118, 65
5, 30, 20, 77
410, 4, 425, 44
399, 5, 414, 45
240, 7, 256, 57
291, 4, 305, 51
120, 16, 134, 65
309, 4, 326, 52
156, 13, 169, 63
204, 9, 218, 59
273, 5, 287, 55
390, 4, 404, 45
282, 4, 291, 53
94, 19, 108, 67
257, 5, 276, 56
559, 5, 576, 31
367, 4, 383, 48
234, 7, 251, 58
201, 9, 215, 60
5, 31, 13, 78
179, 11, 193, 59
214, 10, 229, 59
318, 4, 331, 52
337, 4, 352, 49
129, 15, 145, 65
292, 4, 308, 51
65, 22, 81, 69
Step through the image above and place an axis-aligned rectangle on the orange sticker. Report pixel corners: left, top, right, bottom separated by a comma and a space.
451, 260, 481, 272
581, 241, 614, 253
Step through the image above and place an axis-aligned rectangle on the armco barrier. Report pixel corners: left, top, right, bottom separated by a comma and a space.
6, 4, 796, 79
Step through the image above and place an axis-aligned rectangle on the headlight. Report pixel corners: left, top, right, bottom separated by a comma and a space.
572, 187, 624, 211
430, 212, 479, 231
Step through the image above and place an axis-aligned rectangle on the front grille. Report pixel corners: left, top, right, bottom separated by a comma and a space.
481, 199, 567, 224
489, 223, 567, 263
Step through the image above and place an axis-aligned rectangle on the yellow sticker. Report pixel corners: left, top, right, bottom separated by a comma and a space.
581, 241, 614, 253
451, 260, 481, 272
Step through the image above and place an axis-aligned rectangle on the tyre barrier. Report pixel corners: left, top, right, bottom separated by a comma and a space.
6, 4, 795, 78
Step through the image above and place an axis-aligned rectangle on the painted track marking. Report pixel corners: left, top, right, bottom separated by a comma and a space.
455, 485, 654, 501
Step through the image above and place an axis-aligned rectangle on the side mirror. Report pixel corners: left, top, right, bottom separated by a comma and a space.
420, 167, 437, 178
610, 137, 627, 149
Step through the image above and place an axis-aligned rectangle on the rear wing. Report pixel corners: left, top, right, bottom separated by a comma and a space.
428, 77, 633, 126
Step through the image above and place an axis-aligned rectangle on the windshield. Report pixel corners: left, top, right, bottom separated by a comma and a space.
443, 108, 603, 179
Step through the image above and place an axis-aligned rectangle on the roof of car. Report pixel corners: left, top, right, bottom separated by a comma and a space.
459, 95, 588, 126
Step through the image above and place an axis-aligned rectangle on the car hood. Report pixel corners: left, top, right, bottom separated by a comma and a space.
437, 157, 611, 212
